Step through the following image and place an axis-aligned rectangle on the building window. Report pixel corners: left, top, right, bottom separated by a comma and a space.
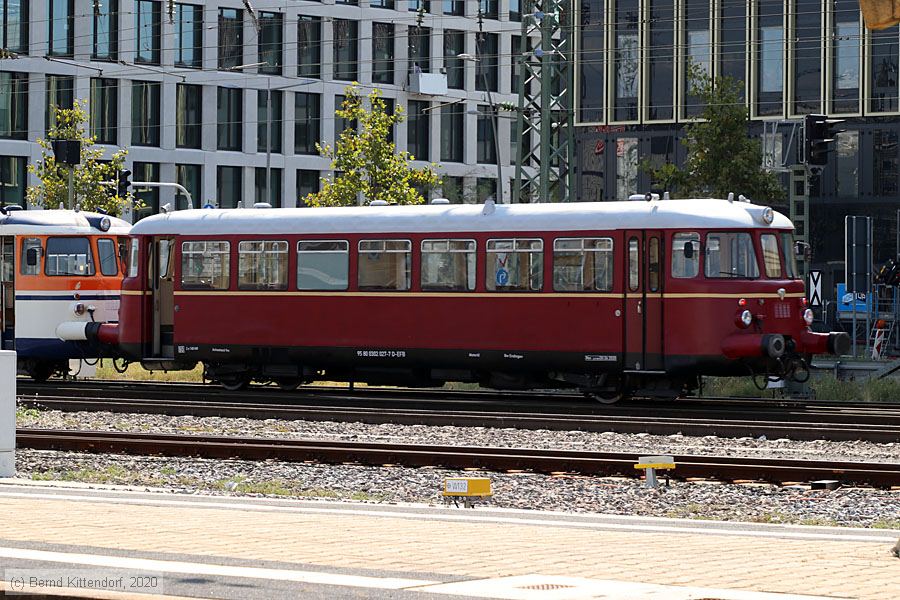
135, 0, 160, 65
874, 130, 899, 197
48, 0, 73, 56
614, 0, 639, 121
259, 12, 283, 75
833, 0, 859, 114
476, 105, 496, 164
257, 90, 282, 154
870, 29, 899, 113
90, 78, 117, 145
475, 33, 498, 92
218, 8, 243, 70
45, 74, 73, 133
176, 83, 202, 149
358, 240, 411, 291
719, 4, 746, 95
834, 132, 858, 197
217, 87, 242, 151
373, 23, 394, 84
409, 26, 430, 74
336, 0, 358, 5
648, 0, 674, 120
440, 103, 464, 162
578, 0, 603, 122
0, 72, 27, 139
174, 3, 202, 69
409, 0, 429, 11
616, 137, 638, 200
298, 17, 321, 79
794, 0, 821, 114
486, 238, 542, 291
407, 100, 429, 161
254, 167, 282, 207
476, 177, 496, 203
683, 0, 709, 116
443, 0, 463, 15
757, 0, 784, 116
444, 30, 465, 90
510, 0, 521, 21
132, 161, 159, 217
175, 163, 200, 210
93, 0, 118, 61
217, 166, 242, 208
297, 170, 319, 206
371, 0, 394, 8
0, 155, 26, 208
334, 94, 356, 136
479, 0, 498, 19
1, 0, 28, 54
131, 81, 160, 147
294, 92, 320, 155
441, 176, 464, 203
333, 19, 358, 81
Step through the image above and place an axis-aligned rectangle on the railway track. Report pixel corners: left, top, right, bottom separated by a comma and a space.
18, 380, 900, 443
17, 428, 900, 488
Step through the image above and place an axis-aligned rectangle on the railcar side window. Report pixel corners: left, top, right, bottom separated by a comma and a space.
181, 241, 231, 289
486, 238, 543, 292
97, 238, 119, 276
648, 237, 660, 292
760, 234, 782, 278
552, 238, 613, 292
421, 239, 476, 291
628, 238, 639, 291
20, 238, 42, 275
127, 238, 139, 278
780, 233, 799, 279
238, 240, 288, 290
45, 237, 96, 276
358, 240, 411, 291
705, 232, 760, 279
297, 241, 349, 290
671, 233, 700, 278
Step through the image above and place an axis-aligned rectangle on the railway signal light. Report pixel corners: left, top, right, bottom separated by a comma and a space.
804, 114, 844, 167
116, 169, 132, 198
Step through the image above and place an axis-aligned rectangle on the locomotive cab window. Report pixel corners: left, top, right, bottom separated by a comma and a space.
127, 238, 139, 278
298, 241, 349, 290
486, 238, 543, 292
20, 238, 42, 275
552, 237, 613, 292
238, 240, 288, 290
760, 234, 782, 278
97, 238, 119, 276
705, 232, 759, 279
358, 240, 411, 291
780, 232, 800, 279
45, 237, 96, 276
671, 233, 700, 278
181, 241, 231, 289
421, 239, 476, 291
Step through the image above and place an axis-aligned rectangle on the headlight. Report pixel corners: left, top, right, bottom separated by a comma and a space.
736, 309, 753, 329
73, 302, 86, 316
99, 216, 111, 231
761, 207, 774, 224
803, 308, 814, 325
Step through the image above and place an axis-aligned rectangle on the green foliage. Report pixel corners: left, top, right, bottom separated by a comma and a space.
305, 85, 441, 207
27, 100, 134, 216
642, 64, 785, 203
702, 374, 900, 402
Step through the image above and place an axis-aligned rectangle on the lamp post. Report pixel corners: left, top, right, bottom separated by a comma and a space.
458, 52, 503, 202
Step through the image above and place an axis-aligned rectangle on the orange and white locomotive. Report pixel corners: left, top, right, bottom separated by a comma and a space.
113, 197, 850, 399
0, 207, 130, 380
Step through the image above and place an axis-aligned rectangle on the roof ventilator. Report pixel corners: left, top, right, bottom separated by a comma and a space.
369, 200, 389, 206
431, 198, 450, 205
253, 202, 272, 209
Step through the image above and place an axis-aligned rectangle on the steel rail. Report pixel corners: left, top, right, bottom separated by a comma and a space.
16, 428, 900, 488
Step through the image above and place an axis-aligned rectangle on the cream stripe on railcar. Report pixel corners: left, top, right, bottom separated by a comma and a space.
15, 292, 121, 341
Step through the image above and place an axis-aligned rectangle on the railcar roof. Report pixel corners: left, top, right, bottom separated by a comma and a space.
129, 199, 793, 236
0, 209, 131, 235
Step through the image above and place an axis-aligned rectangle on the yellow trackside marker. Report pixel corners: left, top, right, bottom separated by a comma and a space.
443, 478, 492, 508
635, 455, 676, 489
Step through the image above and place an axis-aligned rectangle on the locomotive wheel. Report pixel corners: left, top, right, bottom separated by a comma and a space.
275, 378, 302, 391
27, 362, 55, 383
219, 376, 249, 391
590, 390, 624, 405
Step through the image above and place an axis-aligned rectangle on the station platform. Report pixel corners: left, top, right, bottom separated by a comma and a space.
0, 479, 897, 600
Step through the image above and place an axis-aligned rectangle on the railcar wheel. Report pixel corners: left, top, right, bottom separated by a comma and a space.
275, 378, 301, 391
219, 376, 249, 391
27, 362, 55, 383
589, 391, 624, 405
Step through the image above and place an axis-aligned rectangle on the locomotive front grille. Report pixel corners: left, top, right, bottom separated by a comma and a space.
773, 302, 791, 319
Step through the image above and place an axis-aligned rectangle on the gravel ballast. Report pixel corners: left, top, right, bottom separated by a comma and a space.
14, 408, 900, 529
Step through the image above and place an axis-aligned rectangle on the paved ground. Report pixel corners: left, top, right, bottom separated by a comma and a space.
0, 479, 897, 600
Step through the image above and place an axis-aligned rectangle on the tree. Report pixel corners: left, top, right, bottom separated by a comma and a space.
27, 100, 133, 216
642, 64, 785, 204
305, 85, 441, 207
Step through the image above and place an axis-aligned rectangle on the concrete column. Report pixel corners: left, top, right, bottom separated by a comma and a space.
0, 350, 15, 477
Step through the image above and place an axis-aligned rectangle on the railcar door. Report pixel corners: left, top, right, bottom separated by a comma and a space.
623, 230, 665, 371
0, 236, 13, 350
149, 237, 175, 358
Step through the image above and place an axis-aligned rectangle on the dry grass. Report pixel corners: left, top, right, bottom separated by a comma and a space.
94, 361, 205, 383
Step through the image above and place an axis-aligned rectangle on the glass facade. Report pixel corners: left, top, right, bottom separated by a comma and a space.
135, 0, 161, 65
1, 0, 27, 54
648, 0, 674, 120
176, 83, 202, 148
48, 0, 73, 57
133, 161, 159, 217
218, 8, 243, 70
683, 0, 711, 117
614, 0, 639, 121
217, 87, 242, 151
296, 170, 319, 205
440, 103, 464, 162
45, 74, 73, 133
407, 100, 429, 161
298, 17, 321, 79
0, 72, 27, 139
90, 78, 117, 145
409, 26, 430, 74
259, 12, 283, 75
794, 0, 821, 114
217, 166, 242, 208
333, 19, 358, 81
294, 92, 320, 154
476, 105, 496, 164
93, 0, 118, 61
476, 33, 498, 92
832, 0, 859, 114
444, 31, 465, 90
132, 81, 160, 147
255, 167, 282, 207
0, 155, 25, 207
373, 23, 394, 84
174, 3, 202, 69
257, 90, 283, 154
175, 163, 201, 210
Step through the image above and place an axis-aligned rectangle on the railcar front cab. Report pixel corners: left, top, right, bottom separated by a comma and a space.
665, 218, 849, 386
